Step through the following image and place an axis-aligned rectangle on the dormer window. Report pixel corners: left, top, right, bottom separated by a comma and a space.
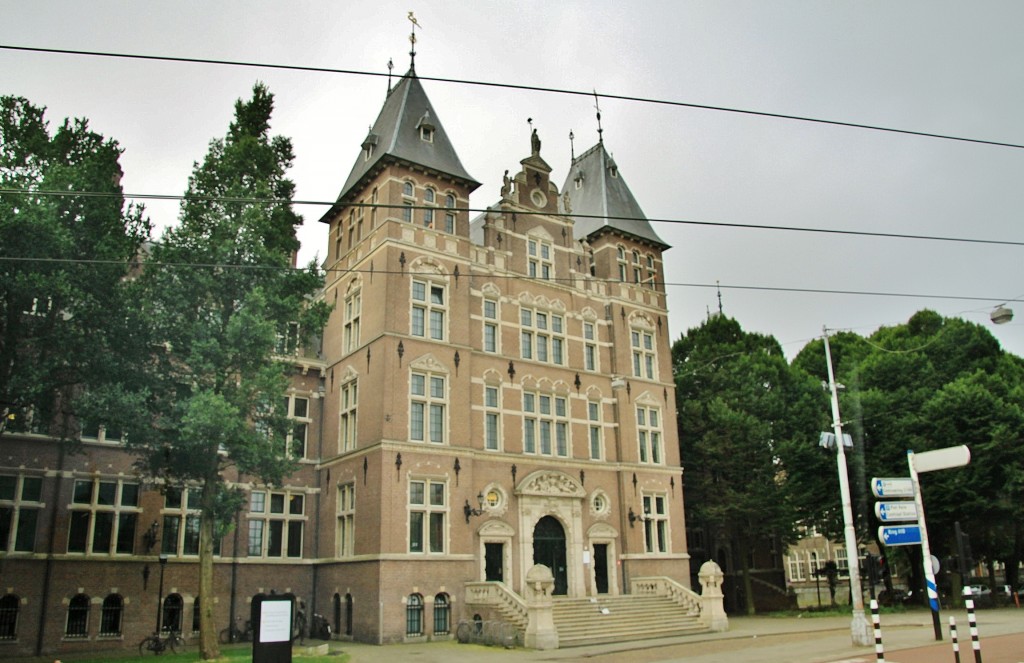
417, 110, 436, 143
574, 170, 585, 189
608, 159, 619, 178
361, 132, 379, 162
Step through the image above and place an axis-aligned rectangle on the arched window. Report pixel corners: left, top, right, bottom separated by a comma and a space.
332, 593, 341, 635
403, 181, 414, 197
0, 594, 19, 641
192, 597, 201, 633
99, 594, 123, 636
162, 593, 183, 633
405, 593, 423, 636
65, 593, 90, 638
345, 593, 353, 636
445, 193, 455, 208
433, 593, 450, 635
424, 187, 435, 204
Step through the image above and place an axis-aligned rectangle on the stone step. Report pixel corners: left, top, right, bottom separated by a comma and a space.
551, 595, 705, 647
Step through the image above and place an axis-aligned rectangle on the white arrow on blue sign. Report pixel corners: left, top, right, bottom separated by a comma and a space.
875, 501, 919, 522
871, 477, 915, 498
879, 525, 923, 547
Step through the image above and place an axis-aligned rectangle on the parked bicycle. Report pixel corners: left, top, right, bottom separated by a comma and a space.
218, 617, 253, 644
138, 630, 185, 655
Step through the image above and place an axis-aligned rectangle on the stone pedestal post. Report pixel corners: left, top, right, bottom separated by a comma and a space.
523, 564, 558, 650
698, 560, 729, 632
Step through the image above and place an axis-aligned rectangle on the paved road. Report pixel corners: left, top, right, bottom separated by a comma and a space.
332, 608, 1024, 663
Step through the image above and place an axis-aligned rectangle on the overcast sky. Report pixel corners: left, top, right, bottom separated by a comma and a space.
3, 1, 1022, 360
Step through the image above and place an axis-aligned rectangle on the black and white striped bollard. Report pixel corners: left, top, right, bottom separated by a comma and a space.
949, 615, 961, 663
870, 599, 885, 662
964, 586, 983, 663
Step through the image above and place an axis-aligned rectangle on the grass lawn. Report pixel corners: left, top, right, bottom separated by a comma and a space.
5, 643, 348, 663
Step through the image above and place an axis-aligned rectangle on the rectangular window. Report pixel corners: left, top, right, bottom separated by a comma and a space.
344, 289, 361, 353
527, 239, 554, 281
483, 299, 498, 353
161, 487, 215, 557
409, 479, 446, 554
520, 307, 565, 365
0, 474, 43, 553
340, 379, 358, 453
637, 406, 663, 464
66, 479, 140, 555
632, 329, 656, 380
523, 393, 569, 457
643, 494, 668, 553
588, 401, 603, 460
247, 489, 304, 558
484, 386, 500, 451
337, 483, 355, 557
284, 395, 311, 459
584, 322, 597, 371
411, 280, 446, 341
411, 372, 446, 444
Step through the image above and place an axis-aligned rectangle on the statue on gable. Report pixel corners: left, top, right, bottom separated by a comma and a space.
531, 128, 541, 155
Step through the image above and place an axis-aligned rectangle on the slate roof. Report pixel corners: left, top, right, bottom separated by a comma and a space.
560, 142, 668, 249
322, 69, 479, 219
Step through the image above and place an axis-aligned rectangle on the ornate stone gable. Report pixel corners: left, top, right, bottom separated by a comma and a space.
516, 470, 586, 499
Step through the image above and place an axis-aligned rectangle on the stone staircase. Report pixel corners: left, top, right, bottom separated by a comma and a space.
552, 594, 706, 647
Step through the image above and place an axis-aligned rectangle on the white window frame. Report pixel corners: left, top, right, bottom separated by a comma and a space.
484, 385, 501, 451
483, 299, 499, 353
583, 322, 597, 371
528, 238, 553, 280
410, 371, 447, 444
522, 392, 569, 457
247, 489, 306, 558
408, 478, 447, 554
160, 486, 203, 557
520, 307, 564, 365
636, 405, 663, 464
642, 493, 669, 554
0, 473, 43, 553
588, 400, 603, 460
339, 378, 358, 453
67, 478, 140, 556
411, 279, 447, 341
344, 286, 361, 354
631, 328, 656, 380
337, 483, 355, 558
283, 394, 311, 459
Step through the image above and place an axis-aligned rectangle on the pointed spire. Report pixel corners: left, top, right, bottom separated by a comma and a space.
716, 281, 724, 315
593, 90, 604, 144
569, 130, 575, 163
387, 58, 394, 95
407, 12, 422, 72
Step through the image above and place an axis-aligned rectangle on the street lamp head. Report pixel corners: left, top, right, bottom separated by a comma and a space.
991, 305, 1013, 325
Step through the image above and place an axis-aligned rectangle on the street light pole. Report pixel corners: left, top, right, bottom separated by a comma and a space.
155, 554, 168, 635
823, 329, 872, 646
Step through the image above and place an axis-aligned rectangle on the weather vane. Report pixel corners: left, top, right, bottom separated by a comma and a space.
569, 130, 575, 162
408, 12, 422, 68
387, 57, 394, 91
593, 89, 604, 143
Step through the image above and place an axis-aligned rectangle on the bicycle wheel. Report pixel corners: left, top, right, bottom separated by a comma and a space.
455, 620, 472, 643
218, 627, 231, 644
167, 633, 182, 653
138, 635, 158, 656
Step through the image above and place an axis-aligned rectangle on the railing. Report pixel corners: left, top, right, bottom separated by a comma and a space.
464, 581, 529, 628
631, 576, 703, 614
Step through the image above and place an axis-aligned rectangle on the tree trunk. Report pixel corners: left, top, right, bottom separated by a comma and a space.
739, 539, 756, 616
198, 478, 220, 659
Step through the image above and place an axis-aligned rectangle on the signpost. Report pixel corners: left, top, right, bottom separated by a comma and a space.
878, 525, 923, 546
870, 478, 914, 498
874, 501, 918, 523
870, 444, 971, 643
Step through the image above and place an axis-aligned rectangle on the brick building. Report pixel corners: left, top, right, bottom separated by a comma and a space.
0, 64, 695, 655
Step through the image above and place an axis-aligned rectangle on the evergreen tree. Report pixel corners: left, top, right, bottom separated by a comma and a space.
122, 84, 328, 659
0, 95, 149, 438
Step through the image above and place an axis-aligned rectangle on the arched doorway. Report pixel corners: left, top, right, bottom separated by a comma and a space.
533, 516, 567, 595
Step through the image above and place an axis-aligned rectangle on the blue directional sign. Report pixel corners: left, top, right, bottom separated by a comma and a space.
875, 501, 918, 522
879, 525, 923, 547
871, 477, 914, 498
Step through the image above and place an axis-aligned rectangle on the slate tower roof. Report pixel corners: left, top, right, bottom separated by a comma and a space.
321, 69, 479, 221
561, 141, 668, 249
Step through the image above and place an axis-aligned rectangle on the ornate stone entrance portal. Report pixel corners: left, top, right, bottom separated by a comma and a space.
516, 470, 587, 597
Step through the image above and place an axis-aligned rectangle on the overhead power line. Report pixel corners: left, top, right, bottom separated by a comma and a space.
2, 44, 1022, 151
0, 255, 1015, 304
3, 188, 1023, 248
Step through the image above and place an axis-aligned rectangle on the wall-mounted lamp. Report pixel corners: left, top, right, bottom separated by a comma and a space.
628, 507, 640, 527
464, 493, 486, 523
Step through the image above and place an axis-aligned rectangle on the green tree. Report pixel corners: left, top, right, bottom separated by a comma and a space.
0, 95, 149, 438
674, 314, 826, 614
121, 84, 328, 659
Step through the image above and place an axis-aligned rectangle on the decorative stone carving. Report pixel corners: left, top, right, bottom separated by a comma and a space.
517, 470, 586, 498
409, 354, 448, 374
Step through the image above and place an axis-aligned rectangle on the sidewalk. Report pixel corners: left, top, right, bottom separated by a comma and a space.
329, 608, 1024, 663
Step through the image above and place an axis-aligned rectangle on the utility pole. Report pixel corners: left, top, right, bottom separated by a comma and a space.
823, 328, 872, 646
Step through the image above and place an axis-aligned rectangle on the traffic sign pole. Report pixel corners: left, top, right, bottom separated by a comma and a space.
909, 450, 943, 641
